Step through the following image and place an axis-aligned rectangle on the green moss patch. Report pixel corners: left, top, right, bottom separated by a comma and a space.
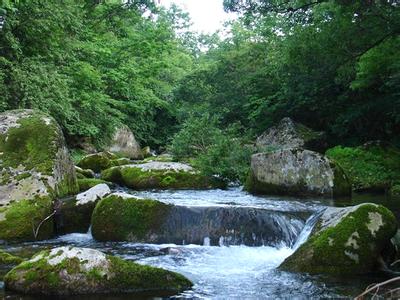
0, 250, 24, 265
77, 178, 110, 192
101, 166, 221, 190
0, 196, 54, 241
91, 194, 172, 241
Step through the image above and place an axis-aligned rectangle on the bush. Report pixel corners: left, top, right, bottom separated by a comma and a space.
169, 115, 253, 184
326, 144, 400, 192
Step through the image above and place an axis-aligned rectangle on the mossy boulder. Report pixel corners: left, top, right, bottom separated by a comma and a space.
77, 152, 132, 173
77, 178, 110, 192
0, 250, 24, 265
105, 125, 143, 160
4, 246, 192, 296
0, 109, 78, 241
55, 184, 111, 234
101, 161, 221, 190
326, 143, 400, 193
91, 193, 172, 242
256, 117, 327, 153
74, 166, 95, 179
246, 149, 351, 197
280, 203, 397, 275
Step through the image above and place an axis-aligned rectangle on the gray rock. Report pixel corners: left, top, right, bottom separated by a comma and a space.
0, 109, 78, 241
105, 125, 143, 159
256, 117, 326, 152
246, 149, 351, 197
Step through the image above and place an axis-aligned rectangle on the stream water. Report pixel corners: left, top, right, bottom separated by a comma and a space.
0, 187, 397, 299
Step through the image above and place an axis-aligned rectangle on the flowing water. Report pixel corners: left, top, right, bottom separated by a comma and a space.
0, 187, 395, 299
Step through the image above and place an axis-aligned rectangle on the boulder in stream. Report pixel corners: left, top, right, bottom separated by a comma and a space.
279, 203, 397, 275
91, 193, 306, 245
101, 161, 223, 190
4, 246, 192, 296
246, 149, 351, 197
0, 109, 78, 241
55, 184, 111, 234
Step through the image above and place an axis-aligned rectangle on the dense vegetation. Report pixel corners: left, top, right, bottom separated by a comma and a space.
0, 0, 399, 184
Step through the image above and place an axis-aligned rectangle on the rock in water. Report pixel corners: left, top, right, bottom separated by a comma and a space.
0, 109, 78, 241
101, 161, 223, 189
256, 117, 326, 152
106, 125, 143, 159
77, 152, 131, 173
91, 193, 305, 245
55, 184, 111, 234
246, 149, 351, 197
280, 203, 397, 275
4, 246, 192, 296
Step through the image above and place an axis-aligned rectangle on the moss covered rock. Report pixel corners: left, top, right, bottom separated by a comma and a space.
56, 184, 111, 234
91, 193, 172, 242
0, 250, 24, 265
0, 109, 78, 241
326, 143, 400, 193
246, 149, 351, 197
74, 166, 95, 179
256, 117, 327, 152
4, 246, 192, 296
101, 161, 220, 190
77, 152, 117, 173
105, 125, 143, 160
280, 203, 397, 275
77, 178, 110, 192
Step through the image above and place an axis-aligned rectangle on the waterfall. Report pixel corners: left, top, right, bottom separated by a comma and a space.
292, 209, 325, 251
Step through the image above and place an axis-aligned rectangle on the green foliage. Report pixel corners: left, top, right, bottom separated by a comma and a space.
326, 144, 400, 192
169, 115, 253, 184
0, 1, 194, 148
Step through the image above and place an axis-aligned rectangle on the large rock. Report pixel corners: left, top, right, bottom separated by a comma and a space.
55, 184, 111, 234
91, 193, 306, 246
246, 149, 351, 197
101, 161, 223, 190
256, 117, 326, 152
0, 109, 78, 241
105, 125, 143, 159
280, 203, 397, 275
4, 246, 192, 296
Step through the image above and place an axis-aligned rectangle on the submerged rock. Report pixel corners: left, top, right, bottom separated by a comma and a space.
0, 109, 78, 241
4, 246, 192, 296
56, 184, 111, 234
256, 117, 326, 152
101, 161, 222, 190
105, 125, 143, 160
91, 193, 305, 246
280, 203, 397, 275
246, 149, 351, 197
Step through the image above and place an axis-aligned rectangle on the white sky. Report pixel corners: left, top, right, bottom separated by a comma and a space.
159, 0, 235, 34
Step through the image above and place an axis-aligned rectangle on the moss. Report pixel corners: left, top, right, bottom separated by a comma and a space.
0, 196, 54, 241
14, 173, 32, 181
107, 255, 192, 292
391, 184, 400, 196
77, 178, 110, 192
101, 166, 221, 190
280, 204, 397, 275
326, 144, 400, 192
110, 158, 130, 167
77, 153, 112, 173
70, 148, 87, 165
91, 194, 172, 241
0, 113, 59, 175
0, 250, 24, 265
